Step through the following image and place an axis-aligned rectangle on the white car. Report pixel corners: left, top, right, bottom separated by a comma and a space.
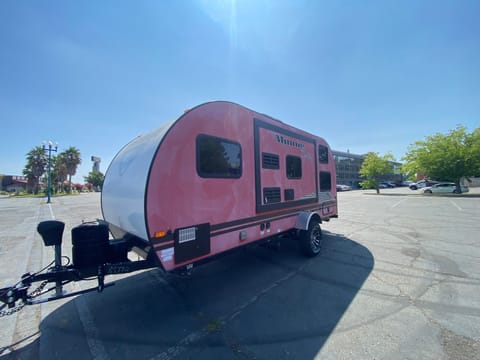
336, 184, 352, 191
422, 183, 469, 194
410, 180, 438, 190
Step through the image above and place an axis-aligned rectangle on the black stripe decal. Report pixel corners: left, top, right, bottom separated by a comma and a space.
150, 202, 336, 244
152, 241, 174, 250
211, 201, 336, 237
211, 213, 299, 237
150, 233, 173, 245
210, 204, 322, 232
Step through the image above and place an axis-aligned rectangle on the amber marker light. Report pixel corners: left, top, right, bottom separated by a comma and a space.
154, 231, 167, 238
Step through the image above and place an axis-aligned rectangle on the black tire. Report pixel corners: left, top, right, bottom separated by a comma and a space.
300, 220, 323, 257
425, 189, 432, 194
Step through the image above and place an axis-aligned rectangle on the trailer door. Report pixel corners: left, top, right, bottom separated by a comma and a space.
254, 118, 318, 213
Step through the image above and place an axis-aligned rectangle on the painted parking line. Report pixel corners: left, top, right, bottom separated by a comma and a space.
47, 203, 55, 220
149, 266, 301, 360
74, 293, 110, 360
449, 200, 462, 211
45, 201, 110, 360
391, 198, 408, 208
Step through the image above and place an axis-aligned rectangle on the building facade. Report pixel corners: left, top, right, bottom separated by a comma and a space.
332, 150, 364, 188
0, 175, 28, 192
332, 150, 403, 188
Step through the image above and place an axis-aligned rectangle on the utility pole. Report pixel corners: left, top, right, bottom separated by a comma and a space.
42, 141, 58, 203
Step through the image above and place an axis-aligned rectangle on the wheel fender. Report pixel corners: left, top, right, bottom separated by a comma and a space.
295, 211, 321, 231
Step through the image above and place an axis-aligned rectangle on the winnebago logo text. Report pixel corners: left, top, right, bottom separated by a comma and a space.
275, 134, 305, 150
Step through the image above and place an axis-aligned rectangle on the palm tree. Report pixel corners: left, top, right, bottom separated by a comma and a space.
23, 146, 47, 194
60, 147, 82, 193
53, 155, 68, 193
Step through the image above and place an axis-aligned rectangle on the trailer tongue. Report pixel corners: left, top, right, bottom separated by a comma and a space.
0, 220, 156, 316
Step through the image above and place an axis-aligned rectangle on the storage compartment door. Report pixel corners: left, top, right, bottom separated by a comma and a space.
174, 223, 211, 264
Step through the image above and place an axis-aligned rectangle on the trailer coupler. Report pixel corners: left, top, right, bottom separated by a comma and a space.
0, 220, 156, 317
0, 259, 154, 315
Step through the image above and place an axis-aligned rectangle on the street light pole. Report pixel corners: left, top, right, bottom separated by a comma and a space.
42, 141, 58, 204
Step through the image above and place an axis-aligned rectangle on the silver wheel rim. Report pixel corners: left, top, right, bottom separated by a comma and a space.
310, 225, 322, 252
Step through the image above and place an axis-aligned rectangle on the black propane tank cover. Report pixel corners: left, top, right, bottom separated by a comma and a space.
37, 220, 65, 246
71, 222, 109, 269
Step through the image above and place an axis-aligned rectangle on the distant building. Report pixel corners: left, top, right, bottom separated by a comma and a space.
332, 150, 403, 188
0, 175, 28, 192
91, 156, 101, 172
332, 150, 364, 188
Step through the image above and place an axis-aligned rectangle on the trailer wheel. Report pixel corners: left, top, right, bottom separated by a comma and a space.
300, 220, 323, 257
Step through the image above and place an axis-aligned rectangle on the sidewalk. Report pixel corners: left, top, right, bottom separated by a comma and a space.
360, 185, 480, 197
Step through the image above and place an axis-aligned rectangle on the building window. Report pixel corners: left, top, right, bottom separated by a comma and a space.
286, 155, 302, 179
196, 134, 242, 178
319, 145, 329, 164
320, 171, 332, 191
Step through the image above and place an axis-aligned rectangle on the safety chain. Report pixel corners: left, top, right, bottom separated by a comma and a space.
0, 302, 25, 317
0, 280, 49, 317
28, 280, 49, 298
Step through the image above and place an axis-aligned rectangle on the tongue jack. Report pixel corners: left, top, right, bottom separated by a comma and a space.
37, 220, 65, 296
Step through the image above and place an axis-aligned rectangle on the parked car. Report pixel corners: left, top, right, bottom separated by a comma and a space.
380, 182, 395, 188
336, 184, 352, 191
423, 183, 469, 194
409, 180, 439, 190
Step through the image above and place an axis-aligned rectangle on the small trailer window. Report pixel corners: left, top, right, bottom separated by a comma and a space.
263, 187, 281, 204
319, 145, 329, 164
262, 152, 280, 169
286, 155, 302, 179
196, 134, 242, 178
320, 171, 332, 191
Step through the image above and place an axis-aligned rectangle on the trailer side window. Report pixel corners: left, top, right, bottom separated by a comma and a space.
286, 155, 302, 179
196, 134, 242, 178
319, 171, 332, 191
262, 152, 280, 169
319, 145, 329, 164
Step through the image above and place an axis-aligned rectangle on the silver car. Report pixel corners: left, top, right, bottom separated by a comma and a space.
423, 182, 469, 194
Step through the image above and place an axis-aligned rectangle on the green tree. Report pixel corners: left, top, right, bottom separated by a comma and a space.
359, 152, 395, 194
402, 126, 480, 193
84, 171, 105, 191
52, 154, 68, 193
59, 147, 82, 193
23, 146, 47, 194
467, 128, 480, 177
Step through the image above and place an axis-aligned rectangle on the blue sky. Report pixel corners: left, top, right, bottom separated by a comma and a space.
1, 0, 479, 182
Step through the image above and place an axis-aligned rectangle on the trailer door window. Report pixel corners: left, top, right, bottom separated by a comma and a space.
319, 145, 329, 164
320, 171, 332, 191
286, 155, 302, 179
196, 134, 242, 178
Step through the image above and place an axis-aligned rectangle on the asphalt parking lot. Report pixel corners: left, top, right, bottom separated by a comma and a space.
1, 188, 479, 359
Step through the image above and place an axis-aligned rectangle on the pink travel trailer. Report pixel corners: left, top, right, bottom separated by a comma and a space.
1, 101, 338, 308
102, 101, 338, 271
